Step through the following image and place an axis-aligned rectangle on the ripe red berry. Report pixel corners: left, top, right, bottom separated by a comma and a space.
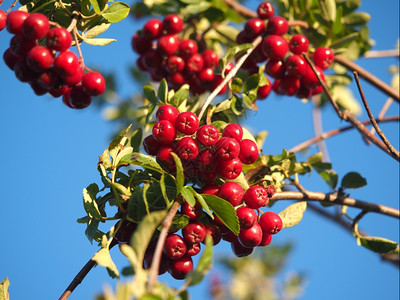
257, 2, 275, 20
6, 10, 29, 34
218, 157, 242, 180
22, 13, 49, 40
143, 19, 163, 40
218, 182, 244, 207
166, 55, 185, 74
244, 18, 266, 39
3, 48, 23, 70
14, 59, 37, 82
285, 54, 307, 77
202, 49, 219, 68
203, 222, 222, 245
243, 185, 269, 209
49, 85, 68, 98
196, 148, 217, 172
156, 104, 179, 123
236, 30, 252, 44
301, 65, 325, 90
168, 72, 185, 88
238, 139, 259, 164
143, 135, 162, 155
222, 123, 243, 142
46, 27, 72, 52
262, 35, 288, 60
198, 67, 215, 84
259, 211, 283, 234
143, 250, 168, 275
62, 87, 73, 108
175, 111, 199, 135
215, 137, 240, 161
164, 234, 187, 259
259, 231, 273, 246
181, 201, 203, 220
236, 207, 257, 229
265, 59, 286, 79
0, 10, 7, 31
200, 184, 220, 195
185, 243, 201, 256
168, 255, 193, 280
257, 80, 272, 100
82, 71, 106, 96
196, 124, 219, 146
185, 53, 204, 73
238, 222, 262, 248
63, 66, 84, 86
175, 137, 199, 161
54, 51, 80, 78
231, 239, 253, 257
289, 34, 309, 54
179, 39, 198, 59
278, 74, 301, 96
156, 145, 176, 171
152, 120, 177, 144
182, 221, 206, 244
163, 14, 183, 34
266, 16, 288, 35
30, 79, 48, 96
68, 85, 92, 109
142, 49, 163, 70
38, 69, 59, 89
313, 47, 334, 69
9, 34, 37, 57
26, 46, 54, 72
157, 34, 179, 56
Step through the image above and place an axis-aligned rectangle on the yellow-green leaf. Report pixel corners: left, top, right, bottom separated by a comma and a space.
279, 201, 307, 229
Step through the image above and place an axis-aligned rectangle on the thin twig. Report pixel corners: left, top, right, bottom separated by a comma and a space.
353, 71, 400, 159
222, 0, 257, 18
334, 55, 400, 102
6, 0, 18, 13
148, 201, 181, 292
198, 35, 263, 120
368, 97, 394, 140
288, 115, 399, 153
72, 27, 85, 68
270, 191, 400, 219
363, 49, 400, 58
311, 96, 330, 162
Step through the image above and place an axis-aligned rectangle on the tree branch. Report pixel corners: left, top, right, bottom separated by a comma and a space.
363, 49, 400, 58
271, 191, 400, 219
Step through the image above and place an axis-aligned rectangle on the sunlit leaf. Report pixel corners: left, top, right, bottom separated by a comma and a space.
279, 201, 307, 229
92, 246, 119, 278
102, 2, 130, 23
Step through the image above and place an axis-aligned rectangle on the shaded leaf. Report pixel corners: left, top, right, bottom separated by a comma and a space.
171, 153, 184, 195
143, 85, 158, 105
279, 201, 307, 229
341, 172, 367, 189
219, 43, 253, 76
158, 79, 168, 103
169, 214, 190, 232
231, 77, 243, 93
83, 183, 103, 220
170, 85, 189, 107
360, 236, 398, 253
131, 128, 143, 151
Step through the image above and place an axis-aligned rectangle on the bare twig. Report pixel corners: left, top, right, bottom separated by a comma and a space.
334, 55, 400, 102
6, 0, 18, 13
363, 49, 400, 58
222, 0, 257, 18
288, 115, 399, 153
353, 71, 400, 159
270, 191, 400, 219
311, 96, 330, 162
148, 201, 181, 292
368, 97, 394, 140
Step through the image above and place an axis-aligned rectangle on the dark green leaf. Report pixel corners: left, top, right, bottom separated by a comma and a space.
121, 266, 135, 276
187, 235, 213, 286
171, 85, 189, 106
201, 194, 239, 235
341, 172, 367, 189
119, 152, 165, 173
109, 124, 132, 161
130, 128, 143, 151
231, 77, 243, 93
160, 174, 176, 205
360, 236, 398, 253
158, 79, 168, 103
342, 12, 370, 26
83, 183, 103, 220
186, 186, 213, 216
128, 188, 147, 223
143, 85, 158, 105
319, 170, 338, 189
219, 43, 253, 76
102, 2, 130, 23
243, 74, 260, 93
330, 32, 359, 49
171, 153, 184, 195
85, 218, 101, 243
169, 214, 190, 232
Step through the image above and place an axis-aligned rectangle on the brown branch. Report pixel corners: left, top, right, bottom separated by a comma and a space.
271, 191, 400, 219
288, 115, 399, 153
368, 97, 394, 141
222, 0, 257, 18
353, 71, 400, 159
6, 0, 18, 13
363, 49, 400, 58
148, 201, 181, 292
334, 55, 400, 102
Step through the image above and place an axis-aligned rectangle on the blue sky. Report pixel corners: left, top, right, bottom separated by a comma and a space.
0, 0, 398, 299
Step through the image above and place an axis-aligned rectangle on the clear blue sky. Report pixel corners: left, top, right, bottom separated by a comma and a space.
0, 0, 398, 299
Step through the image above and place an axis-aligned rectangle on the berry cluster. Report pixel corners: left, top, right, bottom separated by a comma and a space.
131, 14, 226, 95
236, 1, 334, 100
1, 10, 106, 109
113, 104, 283, 280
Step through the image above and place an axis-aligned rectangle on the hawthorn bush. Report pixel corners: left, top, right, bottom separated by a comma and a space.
0, 0, 399, 299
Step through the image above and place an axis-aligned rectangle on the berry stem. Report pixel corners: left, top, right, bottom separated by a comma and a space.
147, 200, 181, 292
72, 26, 85, 69
6, 0, 18, 14
353, 71, 400, 160
198, 35, 263, 121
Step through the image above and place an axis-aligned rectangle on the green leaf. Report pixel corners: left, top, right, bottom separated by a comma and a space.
186, 186, 213, 217
319, 170, 338, 189
182, 2, 212, 14
83, 37, 116, 46
360, 236, 398, 254
92, 246, 119, 278
329, 85, 361, 115
85, 218, 101, 243
278, 201, 307, 229
219, 43, 253, 76
342, 12, 370, 26
341, 172, 367, 189
169, 214, 190, 232
131, 128, 143, 151
89, 0, 104, 14
102, 2, 130, 23
202, 194, 239, 235
0, 277, 10, 300
158, 79, 168, 103
231, 77, 243, 93
187, 235, 213, 286
243, 74, 260, 93
119, 152, 165, 173
128, 188, 147, 223
181, 186, 196, 207
131, 210, 167, 268
170, 153, 184, 195
160, 174, 176, 205
143, 85, 158, 105
109, 124, 132, 162
83, 183, 103, 220
82, 23, 111, 39
170, 85, 189, 107
324, 0, 337, 22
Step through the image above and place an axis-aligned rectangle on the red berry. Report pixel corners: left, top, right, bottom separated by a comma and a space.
6, 10, 29, 34
200, 184, 220, 195
26, 46, 54, 72
168, 255, 193, 280
46, 27, 72, 52
257, 2, 275, 20
63, 66, 84, 86
266, 16, 288, 35
185, 53, 204, 73
156, 104, 179, 123
265, 59, 286, 79
238, 222, 262, 248
68, 85, 92, 109
185, 243, 201, 256
198, 67, 215, 84
203, 222, 222, 245
243, 185, 269, 209
143, 19, 163, 40
279, 74, 301, 96
166, 55, 185, 74
181, 201, 203, 220
218, 182, 244, 207
285, 54, 307, 77
289, 34, 309, 54
301, 65, 325, 90
9, 34, 37, 57
175, 137, 199, 161
257, 80, 272, 100
152, 120, 177, 144
196, 124, 219, 146
156, 145, 176, 171
82, 71, 106, 96
0, 10, 7, 31
215, 137, 240, 161
202, 49, 219, 68
157, 34, 179, 56
168, 72, 185, 88
142, 49, 163, 70
196, 148, 217, 172
218, 157, 242, 180
222, 123, 243, 142
262, 35, 288, 60
54, 51, 80, 78
182, 221, 206, 244
231, 239, 253, 257
295, 85, 312, 99
143, 135, 162, 155
259, 231, 273, 246
3, 48, 23, 70
259, 211, 283, 234
313, 47, 334, 69
244, 18, 266, 39
143, 250, 168, 275
14, 59, 37, 82
175, 111, 199, 135
30, 80, 48, 96
38, 69, 59, 89
49, 85, 68, 98
22, 13, 49, 40
179, 39, 198, 59
163, 14, 183, 34
236, 207, 257, 229
238, 139, 259, 164
236, 30, 252, 44
164, 234, 187, 259
62, 87, 73, 108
